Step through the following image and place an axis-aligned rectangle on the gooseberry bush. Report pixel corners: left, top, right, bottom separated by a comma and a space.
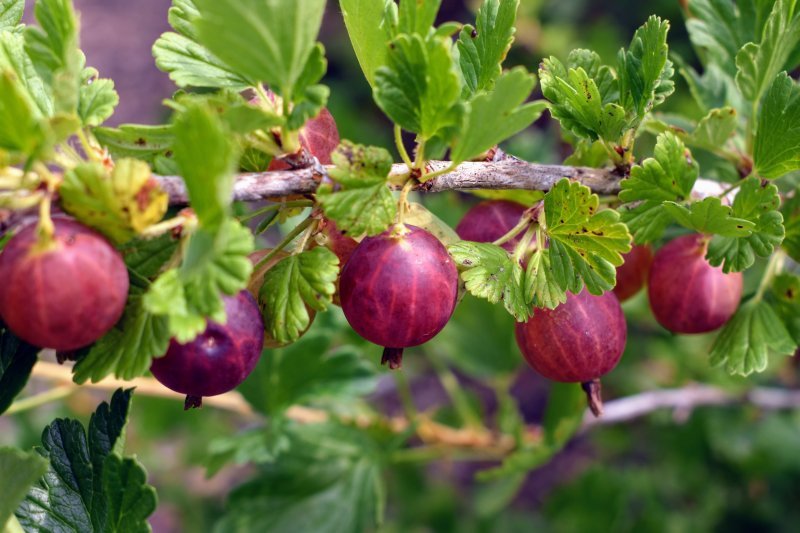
0, 0, 799, 530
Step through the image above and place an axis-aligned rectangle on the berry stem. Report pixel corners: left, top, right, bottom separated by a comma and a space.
395, 179, 415, 227
512, 224, 538, 264
413, 140, 426, 171
419, 162, 458, 182
253, 217, 313, 271
394, 125, 414, 170
76, 128, 101, 163
292, 218, 318, 254
716, 177, 748, 199
492, 214, 532, 247
4, 385, 75, 415
582, 379, 604, 417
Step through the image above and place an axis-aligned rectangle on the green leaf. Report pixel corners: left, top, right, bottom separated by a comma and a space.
448, 241, 530, 321
0, 30, 53, 117
0, 0, 23, 30
93, 124, 176, 175
73, 293, 170, 383
539, 56, 626, 143
563, 139, 610, 167
153, 32, 252, 90
754, 72, 800, 179
172, 102, 237, 230
373, 33, 463, 140
663, 197, 755, 237
706, 178, 785, 272
24, 0, 82, 117
542, 382, 586, 448
259, 247, 339, 345
60, 159, 169, 244
620, 132, 699, 243
317, 141, 396, 237
145, 220, 254, 342
685, 0, 765, 79
457, 0, 519, 97
339, 0, 389, 87
0, 70, 45, 155
544, 179, 631, 295
735, 0, 800, 104
78, 75, 118, 127
773, 273, 800, 344
0, 325, 38, 415
781, 192, 800, 261
214, 421, 385, 533
0, 448, 48, 531
617, 15, 674, 121
450, 68, 545, 163
391, 0, 441, 36
16, 389, 157, 533
194, 0, 326, 98
239, 331, 377, 416
709, 298, 796, 376
119, 233, 180, 279
524, 248, 567, 310
686, 106, 738, 152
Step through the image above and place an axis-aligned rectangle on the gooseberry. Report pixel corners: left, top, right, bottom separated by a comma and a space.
0, 218, 128, 350
648, 234, 742, 334
455, 200, 527, 251
339, 225, 459, 368
150, 290, 264, 409
613, 245, 654, 302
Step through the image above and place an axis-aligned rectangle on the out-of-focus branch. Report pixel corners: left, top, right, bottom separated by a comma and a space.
582, 385, 800, 428
24, 364, 800, 458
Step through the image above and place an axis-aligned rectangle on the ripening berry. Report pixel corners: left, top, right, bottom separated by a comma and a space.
455, 200, 527, 251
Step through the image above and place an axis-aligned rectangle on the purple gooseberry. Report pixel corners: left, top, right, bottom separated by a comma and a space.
515, 289, 627, 415
0, 218, 128, 350
150, 290, 265, 409
648, 234, 742, 334
339, 225, 459, 368
455, 200, 527, 251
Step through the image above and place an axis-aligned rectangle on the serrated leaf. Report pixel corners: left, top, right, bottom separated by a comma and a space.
60, 159, 169, 244
145, 220, 254, 342
390, 0, 441, 36
318, 141, 396, 236
78, 76, 118, 127
16, 389, 157, 533
0, 325, 38, 415
524, 249, 567, 310
563, 139, 610, 167
687, 106, 737, 152
450, 68, 545, 164
120, 233, 179, 279
735, 0, 800, 104
706, 177, 785, 272
448, 241, 529, 321
457, 0, 518, 97
259, 247, 339, 345
754, 72, 800, 179
0, 31, 53, 116
539, 57, 626, 143
373, 33, 463, 140
663, 197, 755, 237
709, 298, 796, 376
93, 124, 176, 174
172, 102, 237, 230
340, 0, 389, 87
73, 294, 170, 383
674, 53, 739, 113
0, 70, 45, 155
620, 132, 699, 243
153, 32, 252, 90
214, 421, 385, 533
101, 455, 158, 533
194, 0, 325, 99
0, 0, 23, 30
782, 193, 800, 261
617, 15, 674, 121
544, 179, 631, 295
24, 0, 82, 117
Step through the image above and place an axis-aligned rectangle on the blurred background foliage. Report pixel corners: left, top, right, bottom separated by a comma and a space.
4, 0, 800, 531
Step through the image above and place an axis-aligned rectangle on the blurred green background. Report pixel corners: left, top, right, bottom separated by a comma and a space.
5, 0, 800, 531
